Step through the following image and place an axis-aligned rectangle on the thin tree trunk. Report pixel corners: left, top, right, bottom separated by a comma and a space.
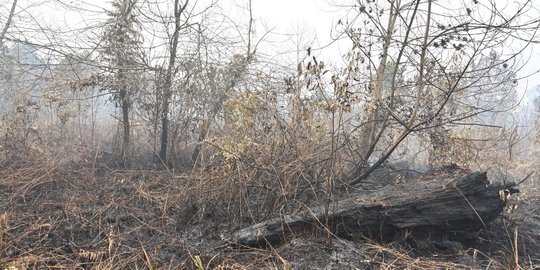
120, 84, 130, 167
351, 0, 400, 178
191, 116, 210, 163
350, 0, 431, 185
357, 0, 399, 168
0, 0, 17, 46
158, 0, 188, 166
159, 89, 171, 164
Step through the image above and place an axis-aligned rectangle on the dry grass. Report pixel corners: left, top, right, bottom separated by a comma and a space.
0, 147, 538, 269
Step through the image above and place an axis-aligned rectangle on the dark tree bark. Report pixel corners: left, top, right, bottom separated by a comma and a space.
102, 0, 141, 167
231, 167, 517, 247
120, 82, 130, 167
158, 0, 189, 165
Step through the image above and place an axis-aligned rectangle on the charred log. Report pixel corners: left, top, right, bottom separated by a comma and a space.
231, 168, 517, 247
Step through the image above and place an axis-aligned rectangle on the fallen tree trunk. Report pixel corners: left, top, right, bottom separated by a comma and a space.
231, 167, 518, 247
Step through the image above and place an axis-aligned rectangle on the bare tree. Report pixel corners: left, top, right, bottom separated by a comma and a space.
156, 0, 190, 166
190, 0, 258, 165
305, 0, 540, 184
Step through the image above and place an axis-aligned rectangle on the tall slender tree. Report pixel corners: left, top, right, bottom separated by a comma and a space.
102, 0, 143, 167
158, 0, 189, 166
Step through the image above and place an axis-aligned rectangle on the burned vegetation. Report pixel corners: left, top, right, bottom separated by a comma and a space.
1, 0, 540, 269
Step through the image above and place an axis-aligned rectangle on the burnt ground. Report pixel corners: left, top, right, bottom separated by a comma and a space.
0, 156, 538, 269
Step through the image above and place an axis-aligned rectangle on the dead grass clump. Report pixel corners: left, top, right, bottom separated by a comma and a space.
181, 91, 341, 226
187, 137, 331, 226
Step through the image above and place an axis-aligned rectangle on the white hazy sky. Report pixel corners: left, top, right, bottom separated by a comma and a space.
251, 0, 540, 99
7, 0, 540, 97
